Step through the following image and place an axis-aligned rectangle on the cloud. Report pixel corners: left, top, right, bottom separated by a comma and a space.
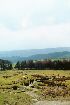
0, 0, 64, 30
0, 0, 56, 14
64, 0, 70, 9
21, 14, 32, 29
47, 17, 56, 25
0, 0, 69, 31
0, 0, 69, 50
0, 22, 70, 50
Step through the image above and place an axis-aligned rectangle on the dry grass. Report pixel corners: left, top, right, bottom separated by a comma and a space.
0, 70, 70, 104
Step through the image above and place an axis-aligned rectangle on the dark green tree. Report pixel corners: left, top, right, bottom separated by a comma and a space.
15, 61, 21, 70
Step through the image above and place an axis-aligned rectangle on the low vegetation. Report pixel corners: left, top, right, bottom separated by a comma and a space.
0, 70, 70, 105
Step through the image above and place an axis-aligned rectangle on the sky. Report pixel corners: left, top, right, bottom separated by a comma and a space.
0, 0, 70, 51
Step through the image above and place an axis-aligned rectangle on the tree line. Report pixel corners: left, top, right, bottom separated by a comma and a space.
15, 59, 70, 70
0, 59, 12, 70
0, 59, 70, 70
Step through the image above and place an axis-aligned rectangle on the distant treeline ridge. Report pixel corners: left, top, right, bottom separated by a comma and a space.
15, 59, 70, 70
0, 59, 70, 70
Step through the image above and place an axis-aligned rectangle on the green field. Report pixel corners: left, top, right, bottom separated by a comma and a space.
0, 70, 70, 105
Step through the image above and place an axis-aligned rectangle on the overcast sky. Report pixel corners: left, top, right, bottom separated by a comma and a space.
0, 0, 70, 51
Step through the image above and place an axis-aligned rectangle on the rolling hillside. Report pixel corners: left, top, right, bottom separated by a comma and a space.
0, 47, 70, 57
1, 51, 70, 63
0, 47, 70, 62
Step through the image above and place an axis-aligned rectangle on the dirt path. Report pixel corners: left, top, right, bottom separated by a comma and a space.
33, 101, 70, 105
26, 88, 38, 98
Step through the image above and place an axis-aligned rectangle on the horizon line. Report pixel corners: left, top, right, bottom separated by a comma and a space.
0, 47, 70, 52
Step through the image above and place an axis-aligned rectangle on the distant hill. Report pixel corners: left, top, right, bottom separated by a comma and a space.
1, 51, 70, 63
27, 51, 70, 60
0, 47, 70, 62
0, 47, 70, 57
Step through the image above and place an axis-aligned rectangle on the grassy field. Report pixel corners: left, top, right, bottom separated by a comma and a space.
0, 70, 70, 105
